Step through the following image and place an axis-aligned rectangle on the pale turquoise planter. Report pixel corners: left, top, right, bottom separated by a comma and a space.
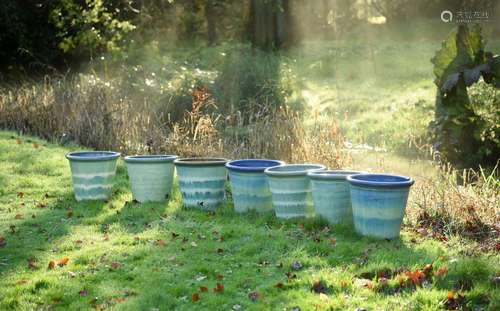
66, 151, 120, 201
347, 174, 414, 239
308, 170, 366, 224
264, 164, 326, 219
174, 158, 228, 210
124, 155, 178, 203
226, 159, 284, 213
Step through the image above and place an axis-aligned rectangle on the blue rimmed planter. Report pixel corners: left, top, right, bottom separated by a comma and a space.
308, 170, 366, 224
226, 159, 284, 213
66, 151, 120, 201
264, 164, 326, 219
124, 155, 178, 203
174, 157, 228, 210
347, 174, 415, 239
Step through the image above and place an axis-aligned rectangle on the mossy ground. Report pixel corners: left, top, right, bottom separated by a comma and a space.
0, 131, 498, 310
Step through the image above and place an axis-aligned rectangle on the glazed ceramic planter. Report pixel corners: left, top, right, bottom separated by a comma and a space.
174, 158, 228, 210
264, 164, 326, 219
226, 159, 284, 213
124, 155, 178, 203
66, 151, 120, 201
308, 170, 366, 224
347, 174, 414, 239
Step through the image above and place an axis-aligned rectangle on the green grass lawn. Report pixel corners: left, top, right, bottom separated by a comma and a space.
0, 131, 498, 310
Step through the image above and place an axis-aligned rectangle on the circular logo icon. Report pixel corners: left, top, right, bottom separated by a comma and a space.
441, 10, 453, 23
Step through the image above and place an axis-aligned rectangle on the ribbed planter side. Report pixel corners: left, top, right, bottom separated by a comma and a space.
348, 174, 414, 239
66, 152, 119, 201
226, 159, 284, 213
308, 170, 365, 224
229, 171, 273, 213
350, 186, 410, 238
175, 158, 228, 210
267, 175, 314, 218
124, 156, 177, 202
311, 179, 351, 223
265, 164, 325, 219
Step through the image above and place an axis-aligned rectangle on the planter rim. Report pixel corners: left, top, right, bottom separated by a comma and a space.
124, 154, 178, 163
308, 170, 367, 180
174, 157, 228, 167
347, 173, 414, 188
264, 163, 326, 177
226, 159, 285, 172
66, 151, 120, 162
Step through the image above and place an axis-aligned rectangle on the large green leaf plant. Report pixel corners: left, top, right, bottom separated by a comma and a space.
431, 24, 500, 168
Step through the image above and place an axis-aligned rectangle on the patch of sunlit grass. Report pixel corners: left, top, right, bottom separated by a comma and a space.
0, 131, 498, 310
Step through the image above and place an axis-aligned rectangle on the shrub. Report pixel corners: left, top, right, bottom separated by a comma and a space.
430, 24, 500, 168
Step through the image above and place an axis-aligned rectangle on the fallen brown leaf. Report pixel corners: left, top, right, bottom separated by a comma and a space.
191, 293, 199, 302
248, 291, 260, 302
112, 297, 127, 303
405, 269, 425, 286
311, 280, 328, 294
447, 291, 455, 300
214, 283, 224, 293
434, 266, 448, 277
15, 214, 23, 219
199, 286, 208, 292
57, 257, 69, 267
48, 261, 55, 269
354, 278, 373, 289
28, 258, 38, 269
0, 236, 6, 248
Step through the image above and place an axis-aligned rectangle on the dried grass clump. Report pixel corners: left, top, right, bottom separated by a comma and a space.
223, 105, 350, 168
407, 164, 499, 251
0, 76, 349, 167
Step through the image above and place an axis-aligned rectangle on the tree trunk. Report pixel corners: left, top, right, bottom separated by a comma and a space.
248, 0, 290, 50
205, 0, 217, 45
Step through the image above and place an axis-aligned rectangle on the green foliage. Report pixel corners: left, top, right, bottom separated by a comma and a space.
431, 24, 500, 167
49, 0, 136, 58
0, 1, 63, 72
215, 45, 299, 118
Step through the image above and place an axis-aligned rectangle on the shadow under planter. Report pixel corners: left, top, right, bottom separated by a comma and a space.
124, 155, 178, 203
347, 174, 414, 239
226, 159, 284, 213
308, 170, 366, 224
66, 151, 120, 201
264, 164, 326, 219
174, 157, 228, 210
